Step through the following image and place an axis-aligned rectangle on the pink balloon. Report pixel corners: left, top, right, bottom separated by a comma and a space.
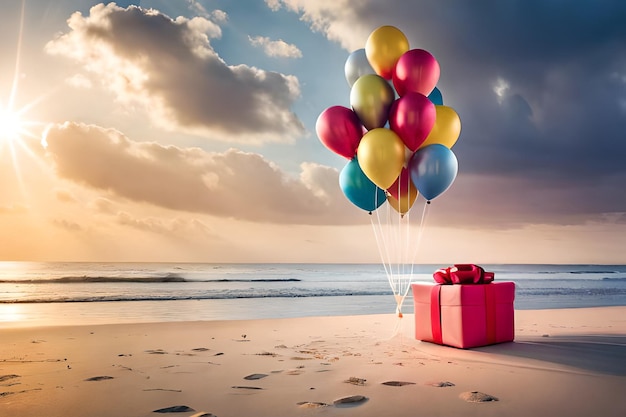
392, 49, 440, 97
387, 167, 413, 200
315, 106, 364, 159
389, 92, 436, 151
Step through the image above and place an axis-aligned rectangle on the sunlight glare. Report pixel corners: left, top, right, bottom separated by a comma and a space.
0, 304, 25, 323
0, 106, 24, 142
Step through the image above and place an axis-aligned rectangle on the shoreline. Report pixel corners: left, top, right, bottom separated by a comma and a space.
1, 307, 625, 416
3, 295, 625, 329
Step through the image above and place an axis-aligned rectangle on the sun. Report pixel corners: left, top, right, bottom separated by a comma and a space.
0, 106, 25, 143
0, 0, 41, 148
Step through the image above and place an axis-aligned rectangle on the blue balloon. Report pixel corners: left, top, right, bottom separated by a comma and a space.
340, 158, 386, 212
344, 49, 376, 87
409, 144, 458, 201
428, 87, 444, 105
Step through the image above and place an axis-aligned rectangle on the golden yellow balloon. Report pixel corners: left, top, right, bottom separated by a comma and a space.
350, 74, 395, 130
357, 128, 405, 190
419, 105, 461, 149
365, 26, 409, 80
387, 185, 418, 215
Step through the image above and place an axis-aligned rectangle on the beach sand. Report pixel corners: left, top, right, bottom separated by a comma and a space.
1, 307, 625, 417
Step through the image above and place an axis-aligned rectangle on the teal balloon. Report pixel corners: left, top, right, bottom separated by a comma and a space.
340, 158, 386, 212
345, 49, 375, 87
350, 74, 395, 130
428, 87, 443, 105
409, 144, 458, 201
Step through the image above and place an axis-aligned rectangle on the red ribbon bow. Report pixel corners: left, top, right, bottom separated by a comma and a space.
433, 264, 494, 285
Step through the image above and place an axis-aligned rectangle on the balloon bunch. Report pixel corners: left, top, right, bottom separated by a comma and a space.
316, 25, 461, 215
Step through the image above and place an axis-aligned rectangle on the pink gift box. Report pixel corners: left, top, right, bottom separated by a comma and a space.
412, 282, 515, 349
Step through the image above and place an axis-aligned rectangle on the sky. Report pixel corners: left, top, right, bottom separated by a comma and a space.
0, 0, 625, 264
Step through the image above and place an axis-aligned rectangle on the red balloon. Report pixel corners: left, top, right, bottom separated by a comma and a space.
389, 92, 436, 151
315, 106, 364, 159
392, 49, 440, 97
386, 167, 414, 200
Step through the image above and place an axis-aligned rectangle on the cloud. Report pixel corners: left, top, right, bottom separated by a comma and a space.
272, 0, 626, 225
42, 122, 361, 225
249, 35, 303, 58
116, 211, 214, 237
65, 73, 92, 89
267, 0, 370, 50
55, 189, 77, 203
89, 197, 117, 214
45, 3, 304, 144
0, 203, 28, 214
184, 0, 228, 22
53, 218, 83, 231
264, 0, 282, 12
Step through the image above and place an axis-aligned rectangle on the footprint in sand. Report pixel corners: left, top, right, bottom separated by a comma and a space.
459, 391, 499, 402
145, 349, 167, 355
344, 377, 366, 386
84, 376, 114, 382
153, 405, 195, 413
0, 375, 20, 383
254, 351, 277, 357
243, 373, 268, 380
297, 401, 330, 408
333, 395, 368, 407
382, 381, 415, 387
428, 381, 455, 387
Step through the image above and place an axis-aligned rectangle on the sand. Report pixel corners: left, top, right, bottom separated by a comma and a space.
1, 306, 625, 417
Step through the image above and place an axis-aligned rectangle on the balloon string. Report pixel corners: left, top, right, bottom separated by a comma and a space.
391, 198, 431, 315
395, 175, 412, 312
382, 202, 399, 297
369, 215, 384, 268
402, 179, 414, 291
394, 199, 431, 314
394, 186, 407, 311
391, 313, 404, 338
372, 193, 406, 315
370, 197, 395, 298
395, 195, 407, 314
396, 193, 402, 279
372, 186, 430, 317
397, 214, 412, 316
394, 175, 415, 316
410, 199, 431, 267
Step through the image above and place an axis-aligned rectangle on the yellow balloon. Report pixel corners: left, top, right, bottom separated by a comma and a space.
350, 74, 395, 130
365, 26, 409, 80
387, 184, 418, 215
357, 128, 405, 189
419, 105, 461, 149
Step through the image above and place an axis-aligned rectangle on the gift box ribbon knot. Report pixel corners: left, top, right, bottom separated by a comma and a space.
433, 264, 494, 285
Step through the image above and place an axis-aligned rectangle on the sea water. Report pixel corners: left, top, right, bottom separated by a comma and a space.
0, 262, 624, 327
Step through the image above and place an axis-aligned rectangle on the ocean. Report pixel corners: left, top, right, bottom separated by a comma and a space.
0, 262, 625, 327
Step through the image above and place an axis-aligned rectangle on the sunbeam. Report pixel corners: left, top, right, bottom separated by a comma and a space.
0, 104, 25, 143
0, 0, 50, 196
